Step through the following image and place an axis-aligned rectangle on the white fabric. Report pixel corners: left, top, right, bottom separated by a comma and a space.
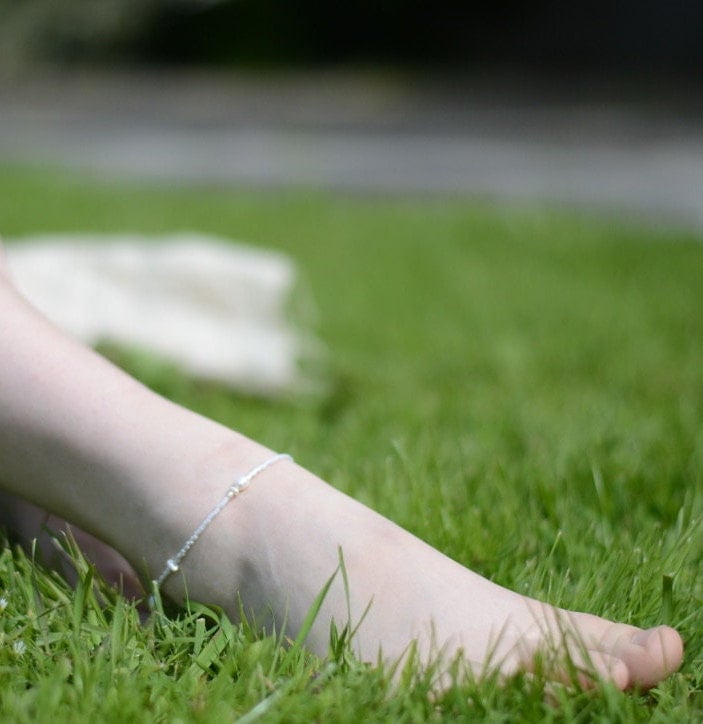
6, 234, 311, 396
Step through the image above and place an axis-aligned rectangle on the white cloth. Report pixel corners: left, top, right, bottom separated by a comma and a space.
6, 233, 314, 396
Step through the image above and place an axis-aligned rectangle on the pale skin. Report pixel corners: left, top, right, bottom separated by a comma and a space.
0, 245, 684, 690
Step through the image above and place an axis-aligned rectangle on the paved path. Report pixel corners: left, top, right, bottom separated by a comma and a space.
2, 70, 703, 231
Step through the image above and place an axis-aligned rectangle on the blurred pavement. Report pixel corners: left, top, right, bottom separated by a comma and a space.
2, 70, 703, 230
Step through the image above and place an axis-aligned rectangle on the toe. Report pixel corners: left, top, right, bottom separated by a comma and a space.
580, 651, 630, 690
600, 625, 684, 689
624, 626, 684, 689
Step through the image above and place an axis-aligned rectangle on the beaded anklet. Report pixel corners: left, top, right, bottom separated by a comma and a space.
153, 452, 292, 589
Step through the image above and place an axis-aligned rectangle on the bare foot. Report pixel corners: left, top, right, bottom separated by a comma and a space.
0, 463, 683, 690
144, 454, 683, 691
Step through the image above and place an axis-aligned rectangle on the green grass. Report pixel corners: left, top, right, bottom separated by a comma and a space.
1, 166, 702, 720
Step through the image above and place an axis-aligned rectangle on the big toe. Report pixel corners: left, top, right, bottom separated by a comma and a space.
614, 626, 684, 689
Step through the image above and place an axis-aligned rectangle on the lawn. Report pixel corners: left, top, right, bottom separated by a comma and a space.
0, 167, 702, 721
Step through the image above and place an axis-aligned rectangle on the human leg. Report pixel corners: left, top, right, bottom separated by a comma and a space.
0, 255, 683, 689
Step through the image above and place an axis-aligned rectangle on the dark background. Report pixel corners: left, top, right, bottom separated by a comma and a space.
146, 0, 703, 76
1, 0, 702, 83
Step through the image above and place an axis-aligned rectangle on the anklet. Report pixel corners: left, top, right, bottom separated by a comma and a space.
153, 452, 292, 588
